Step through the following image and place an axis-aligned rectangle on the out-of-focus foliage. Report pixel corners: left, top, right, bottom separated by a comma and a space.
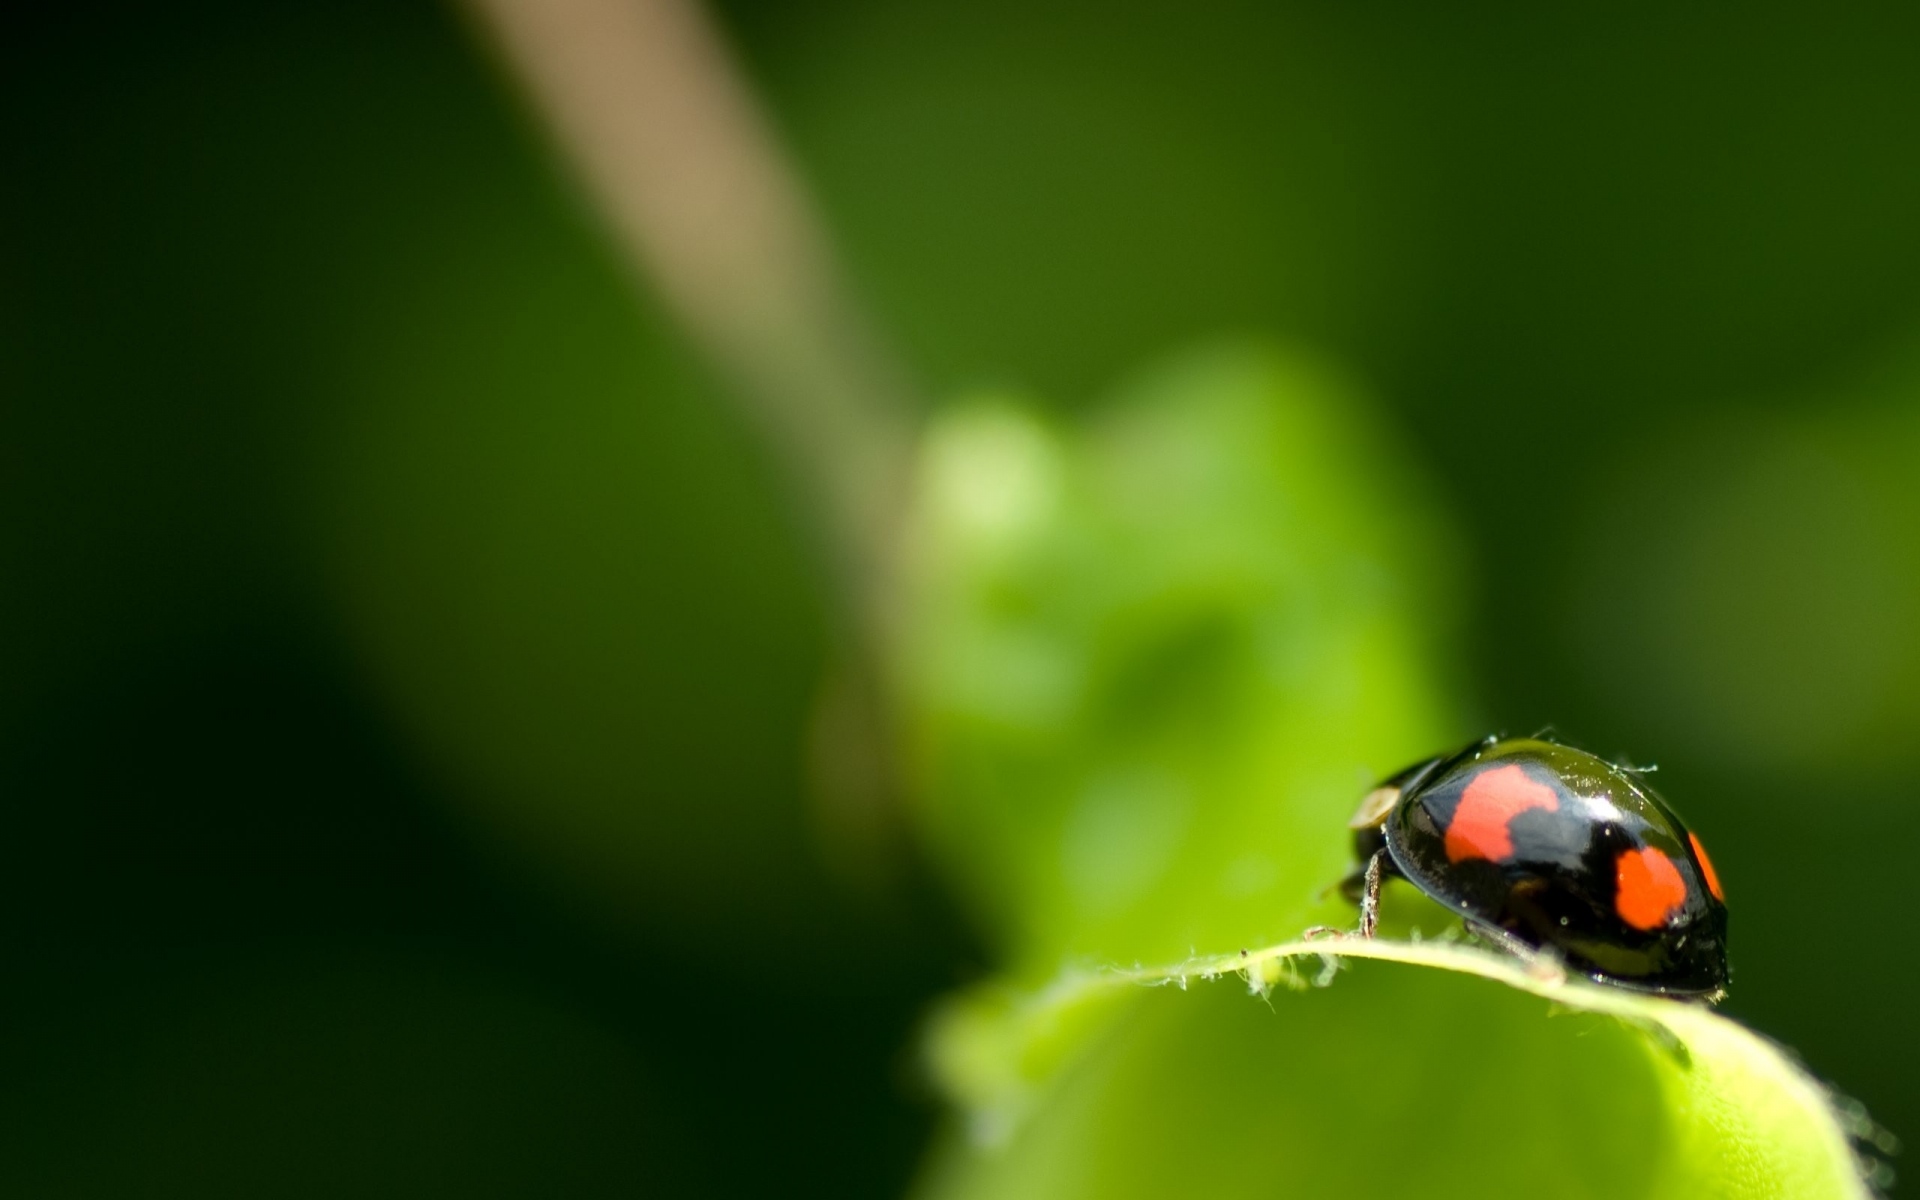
0, 7, 944, 1198
314, 206, 841, 952
896, 345, 1462, 975
742, 1, 1920, 421
1567, 342, 1920, 783
51, 956, 712, 1199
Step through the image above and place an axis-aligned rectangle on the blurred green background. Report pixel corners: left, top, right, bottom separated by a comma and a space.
6, 1, 1920, 1194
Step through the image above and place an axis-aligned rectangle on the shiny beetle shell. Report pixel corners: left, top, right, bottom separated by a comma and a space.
1353, 736, 1729, 996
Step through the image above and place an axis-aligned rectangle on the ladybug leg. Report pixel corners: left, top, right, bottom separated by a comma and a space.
1338, 823, 1390, 906
1357, 849, 1388, 939
1309, 849, 1390, 940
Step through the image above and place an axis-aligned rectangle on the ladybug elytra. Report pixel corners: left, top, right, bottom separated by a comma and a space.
1342, 736, 1729, 997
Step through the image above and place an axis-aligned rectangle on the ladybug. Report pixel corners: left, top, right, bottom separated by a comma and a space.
1341, 736, 1729, 997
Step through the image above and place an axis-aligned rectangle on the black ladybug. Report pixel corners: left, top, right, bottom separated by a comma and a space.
1342, 736, 1729, 997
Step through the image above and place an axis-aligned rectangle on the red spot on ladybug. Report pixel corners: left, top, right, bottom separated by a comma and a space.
1444, 764, 1559, 863
1615, 847, 1688, 931
1689, 831, 1724, 902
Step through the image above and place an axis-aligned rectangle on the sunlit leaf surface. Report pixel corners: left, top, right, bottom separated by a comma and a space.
922, 939, 1874, 1200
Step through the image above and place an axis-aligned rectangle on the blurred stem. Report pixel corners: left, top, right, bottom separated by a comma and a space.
462, 0, 918, 635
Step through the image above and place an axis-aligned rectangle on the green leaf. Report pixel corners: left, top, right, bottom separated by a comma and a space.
895, 343, 1465, 977
920, 939, 1877, 1200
